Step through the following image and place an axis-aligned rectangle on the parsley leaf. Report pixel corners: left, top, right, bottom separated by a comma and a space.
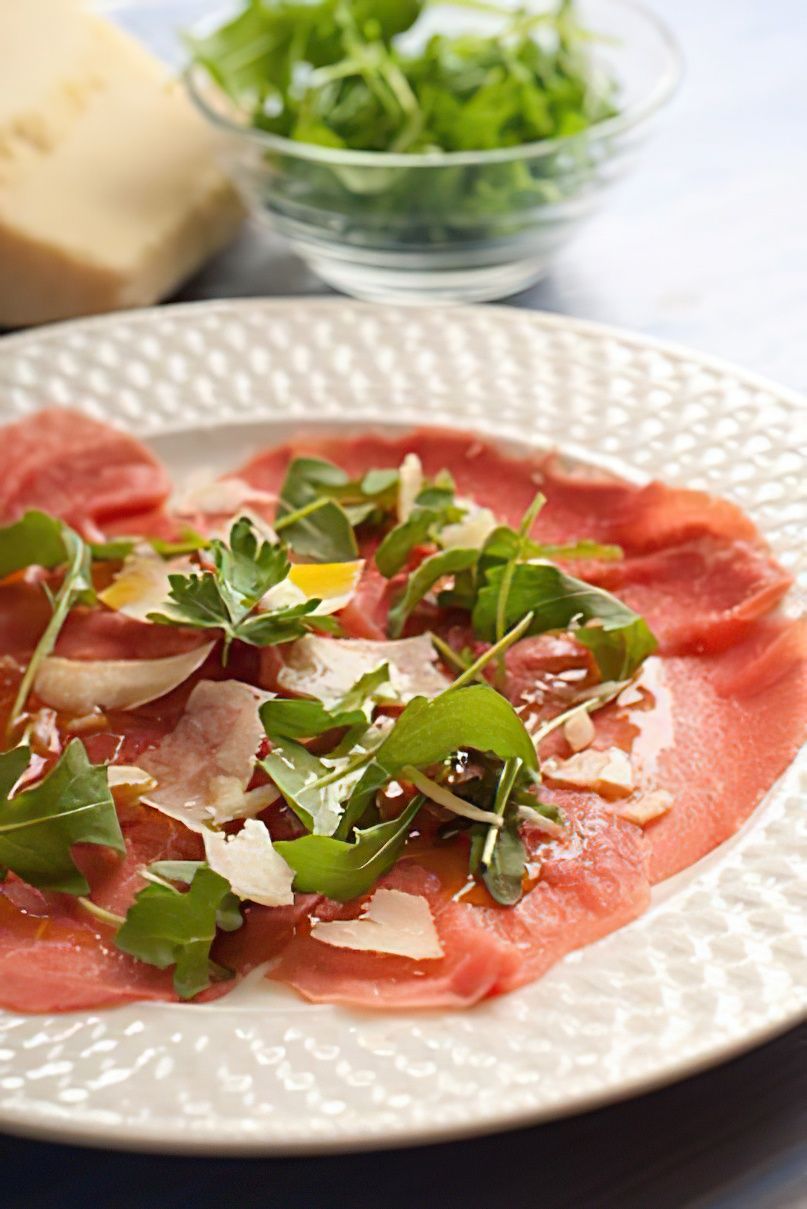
0, 740, 123, 894
148, 517, 324, 658
116, 864, 242, 1000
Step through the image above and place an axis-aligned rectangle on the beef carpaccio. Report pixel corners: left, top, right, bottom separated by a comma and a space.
0, 408, 803, 1014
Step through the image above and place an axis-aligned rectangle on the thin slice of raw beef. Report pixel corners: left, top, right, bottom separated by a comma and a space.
0, 408, 170, 531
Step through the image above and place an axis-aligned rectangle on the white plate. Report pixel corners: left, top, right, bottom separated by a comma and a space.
0, 300, 803, 1155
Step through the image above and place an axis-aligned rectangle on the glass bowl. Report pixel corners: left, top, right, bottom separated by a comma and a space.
186, 0, 682, 304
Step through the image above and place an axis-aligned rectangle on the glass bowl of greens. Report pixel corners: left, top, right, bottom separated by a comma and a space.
186, 0, 681, 303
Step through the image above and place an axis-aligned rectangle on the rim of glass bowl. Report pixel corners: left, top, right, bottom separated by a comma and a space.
184, 0, 683, 170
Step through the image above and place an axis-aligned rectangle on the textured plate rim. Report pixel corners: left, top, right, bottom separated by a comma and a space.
0, 298, 803, 1156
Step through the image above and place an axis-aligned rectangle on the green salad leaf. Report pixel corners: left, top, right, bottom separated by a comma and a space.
276, 457, 359, 562
148, 516, 331, 658
0, 512, 95, 732
472, 561, 657, 680
275, 794, 423, 900
261, 698, 368, 743
0, 741, 123, 894
0, 511, 72, 577
338, 683, 537, 837
188, 0, 619, 251
116, 864, 243, 1001
387, 546, 478, 636
374, 479, 459, 577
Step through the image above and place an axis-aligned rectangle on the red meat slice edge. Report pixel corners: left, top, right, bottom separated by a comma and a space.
0, 408, 170, 533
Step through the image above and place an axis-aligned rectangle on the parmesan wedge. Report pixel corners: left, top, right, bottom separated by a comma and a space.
439, 502, 498, 550
562, 707, 595, 753
0, 0, 242, 326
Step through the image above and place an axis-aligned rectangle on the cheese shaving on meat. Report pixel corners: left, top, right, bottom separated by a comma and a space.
617, 790, 673, 826
397, 453, 423, 522
204, 819, 295, 907
139, 680, 277, 832
439, 501, 498, 550
563, 707, 595, 752
173, 474, 277, 517
261, 560, 364, 617
543, 747, 634, 795
278, 633, 448, 706
311, 889, 444, 960
98, 549, 190, 623
34, 641, 214, 715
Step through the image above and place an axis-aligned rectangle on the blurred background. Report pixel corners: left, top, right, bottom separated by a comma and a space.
102, 0, 807, 387
3, 0, 805, 386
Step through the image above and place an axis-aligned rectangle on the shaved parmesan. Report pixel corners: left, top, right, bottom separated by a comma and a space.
140, 679, 277, 832
278, 633, 448, 706
543, 746, 634, 795
107, 764, 159, 805
205, 506, 278, 545
311, 889, 443, 960
33, 641, 214, 715
439, 502, 498, 550
397, 453, 423, 522
203, 819, 294, 907
260, 559, 364, 617
173, 474, 277, 518
98, 549, 189, 623
617, 790, 673, 826
107, 765, 158, 792
563, 707, 595, 752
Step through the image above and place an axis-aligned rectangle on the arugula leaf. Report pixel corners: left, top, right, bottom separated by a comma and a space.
260, 698, 367, 743
145, 861, 243, 931
275, 794, 423, 900
0, 511, 71, 577
150, 530, 211, 558
337, 663, 392, 713
261, 738, 332, 832
9, 525, 93, 733
375, 508, 441, 577
189, 0, 619, 253
532, 539, 623, 562
338, 683, 537, 837
387, 546, 478, 637
261, 663, 391, 743
469, 812, 526, 906
90, 530, 211, 562
0, 740, 123, 894
473, 562, 657, 680
276, 457, 358, 562
116, 864, 242, 1000
148, 517, 324, 657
